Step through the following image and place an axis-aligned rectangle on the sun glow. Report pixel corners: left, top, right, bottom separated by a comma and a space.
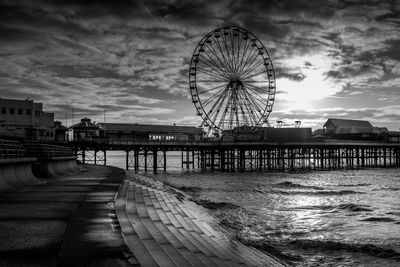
277, 55, 344, 110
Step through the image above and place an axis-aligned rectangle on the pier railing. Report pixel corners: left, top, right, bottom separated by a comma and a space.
0, 139, 26, 158
23, 143, 74, 160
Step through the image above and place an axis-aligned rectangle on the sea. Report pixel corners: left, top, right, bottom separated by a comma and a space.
107, 151, 400, 266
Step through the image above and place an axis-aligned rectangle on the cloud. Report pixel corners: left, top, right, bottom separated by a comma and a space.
0, 0, 399, 130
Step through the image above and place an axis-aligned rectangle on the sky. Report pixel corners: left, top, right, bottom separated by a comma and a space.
0, 0, 399, 130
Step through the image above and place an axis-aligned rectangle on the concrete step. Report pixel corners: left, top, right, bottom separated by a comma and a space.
129, 183, 195, 267
123, 175, 285, 267
152, 185, 271, 266
150, 191, 232, 266
115, 180, 159, 267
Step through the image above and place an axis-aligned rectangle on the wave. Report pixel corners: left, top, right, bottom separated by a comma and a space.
274, 181, 324, 190
386, 212, 400, 217
292, 203, 373, 212
289, 239, 400, 259
190, 198, 240, 210
336, 203, 373, 212
372, 187, 400, 191
340, 183, 371, 187
272, 189, 364, 196
360, 217, 396, 222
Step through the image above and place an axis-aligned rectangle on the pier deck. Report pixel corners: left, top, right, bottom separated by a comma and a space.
69, 141, 400, 173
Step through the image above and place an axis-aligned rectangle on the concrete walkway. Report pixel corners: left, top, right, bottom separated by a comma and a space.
116, 174, 286, 267
0, 164, 132, 266
0, 164, 286, 266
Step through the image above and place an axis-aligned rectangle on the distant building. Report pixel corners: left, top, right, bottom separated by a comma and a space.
323, 118, 378, 140
222, 126, 312, 142
379, 131, 400, 143
0, 98, 54, 141
97, 122, 204, 143
54, 121, 68, 142
68, 117, 104, 141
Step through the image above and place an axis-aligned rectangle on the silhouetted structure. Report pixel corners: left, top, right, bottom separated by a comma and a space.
68, 118, 104, 141
0, 98, 54, 141
380, 131, 400, 143
97, 122, 204, 143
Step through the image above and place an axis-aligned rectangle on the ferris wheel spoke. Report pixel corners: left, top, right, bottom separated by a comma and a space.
209, 91, 230, 126
213, 36, 235, 75
205, 89, 229, 122
234, 32, 244, 75
242, 86, 265, 110
236, 48, 258, 78
198, 57, 230, 80
242, 70, 267, 80
209, 38, 232, 76
236, 38, 252, 77
238, 91, 258, 124
206, 44, 230, 77
202, 86, 228, 107
196, 80, 226, 83
241, 80, 269, 83
239, 91, 262, 124
237, 96, 250, 125
230, 31, 237, 75
242, 87, 266, 115
221, 32, 236, 76
197, 83, 226, 95
217, 95, 231, 129
200, 50, 231, 79
196, 65, 229, 81
240, 59, 265, 79
237, 49, 260, 78
244, 84, 269, 101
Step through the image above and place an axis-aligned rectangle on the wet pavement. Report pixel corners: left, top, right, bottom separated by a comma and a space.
0, 164, 131, 266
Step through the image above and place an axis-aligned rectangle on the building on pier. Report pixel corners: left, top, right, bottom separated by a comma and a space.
0, 98, 55, 141
323, 118, 378, 140
379, 131, 400, 143
222, 126, 312, 142
97, 122, 204, 143
68, 118, 105, 142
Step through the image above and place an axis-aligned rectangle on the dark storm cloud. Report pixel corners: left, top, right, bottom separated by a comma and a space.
0, 0, 399, 129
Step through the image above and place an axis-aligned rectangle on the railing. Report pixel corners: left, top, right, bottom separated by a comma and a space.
23, 143, 74, 159
0, 139, 26, 159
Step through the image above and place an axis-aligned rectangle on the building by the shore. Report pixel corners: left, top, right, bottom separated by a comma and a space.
0, 98, 55, 141
98, 122, 204, 143
68, 118, 205, 143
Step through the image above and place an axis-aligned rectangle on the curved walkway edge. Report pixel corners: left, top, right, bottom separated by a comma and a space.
116, 173, 287, 267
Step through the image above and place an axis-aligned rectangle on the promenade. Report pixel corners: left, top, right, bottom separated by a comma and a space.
0, 164, 286, 266
0, 165, 130, 266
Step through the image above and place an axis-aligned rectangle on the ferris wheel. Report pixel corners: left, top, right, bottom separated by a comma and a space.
189, 26, 276, 134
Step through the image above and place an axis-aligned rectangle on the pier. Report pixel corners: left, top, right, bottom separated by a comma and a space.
69, 141, 400, 173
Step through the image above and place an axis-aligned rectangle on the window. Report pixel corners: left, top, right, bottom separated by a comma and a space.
9, 108, 15, 115
18, 108, 23, 115
26, 109, 31, 116
35, 111, 40, 117
1, 108, 6, 114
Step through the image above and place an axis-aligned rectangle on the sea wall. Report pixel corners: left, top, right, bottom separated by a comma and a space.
0, 140, 80, 192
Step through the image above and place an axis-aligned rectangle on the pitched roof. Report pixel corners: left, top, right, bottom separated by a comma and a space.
324, 118, 373, 128
69, 120, 99, 129
98, 123, 204, 134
